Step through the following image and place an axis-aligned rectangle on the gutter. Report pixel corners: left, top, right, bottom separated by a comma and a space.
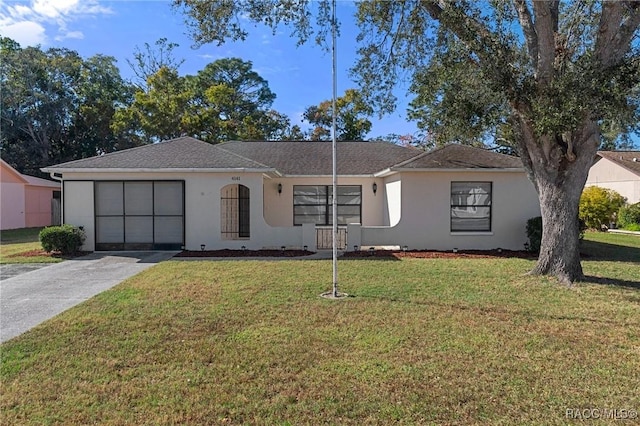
40, 167, 278, 174
383, 167, 525, 173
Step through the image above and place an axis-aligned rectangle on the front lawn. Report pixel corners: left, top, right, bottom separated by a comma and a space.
1, 234, 638, 424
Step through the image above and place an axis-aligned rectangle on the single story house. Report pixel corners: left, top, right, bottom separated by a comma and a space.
586, 151, 640, 204
42, 137, 541, 252
1, 159, 61, 230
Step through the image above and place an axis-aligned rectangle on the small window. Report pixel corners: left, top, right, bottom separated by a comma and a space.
451, 182, 492, 232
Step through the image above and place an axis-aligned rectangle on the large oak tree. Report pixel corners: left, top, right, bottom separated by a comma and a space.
175, 0, 640, 284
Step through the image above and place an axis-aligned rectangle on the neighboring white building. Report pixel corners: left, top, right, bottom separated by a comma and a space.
42, 137, 541, 252
586, 151, 640, 204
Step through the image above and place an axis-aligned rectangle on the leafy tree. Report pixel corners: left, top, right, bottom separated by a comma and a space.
303, 89, 373, 141
113, 66, 192, 143
68, 55, 138, 157
115, 57, 288, 143
579, 187, 627, 230
127, 38, 185, 88
174, 0, 640, 283
188, 58, 281, 142
375, 132, 435, 150
281, 124, 307, 141
1, 37, 134, 176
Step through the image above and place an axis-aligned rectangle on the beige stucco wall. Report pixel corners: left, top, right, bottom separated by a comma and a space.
263, 176, 387, 227
60, 169, 540, 252
63, 181, 95, 250
586, 158, 640, 203
383, 175, 402, 227
62, 172, 305, 251
359, 171, 540, 251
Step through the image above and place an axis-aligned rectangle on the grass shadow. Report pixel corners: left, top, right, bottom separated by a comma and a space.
355, 293, 637, 326
580, 239, 640, 262
582, 275, 640, 291
339, 252, 402, 261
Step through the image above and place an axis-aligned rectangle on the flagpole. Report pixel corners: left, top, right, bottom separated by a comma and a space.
331, 0, 339, 297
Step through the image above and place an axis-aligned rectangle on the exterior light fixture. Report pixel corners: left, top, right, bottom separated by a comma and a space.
402, 245, 408, 252
303, 245, 308, 251
369, 247, 375, 255
277, 183, 282, 194
354, 245, 359, 252
281, 245, 286, 252
452, 248, 458, 253
372, 182, 377, 195
201, 244, 206, 251
241, 245, 246, 252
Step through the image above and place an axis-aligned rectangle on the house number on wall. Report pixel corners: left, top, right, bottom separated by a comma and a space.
231, 176, 241, 181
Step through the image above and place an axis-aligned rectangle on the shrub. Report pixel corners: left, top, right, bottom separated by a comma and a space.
579, 186, 626, 230
39, 225, 86, 254
617, 202, 640, 230
525, 216, 542, 253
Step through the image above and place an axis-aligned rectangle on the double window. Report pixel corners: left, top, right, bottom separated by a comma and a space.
451, 182, 492, 232
293, 185, 361, 226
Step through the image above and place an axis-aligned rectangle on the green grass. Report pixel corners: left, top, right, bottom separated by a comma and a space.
0, 227, 43, 243
0, 227, 63, 264
1, 234, 639, 424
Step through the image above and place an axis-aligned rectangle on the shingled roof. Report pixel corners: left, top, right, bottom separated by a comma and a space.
43, 137, 524, 175
391, 144, 523, 170
218, 141, 419, 175
43, 137, 271, 171
596, 151, 640, 176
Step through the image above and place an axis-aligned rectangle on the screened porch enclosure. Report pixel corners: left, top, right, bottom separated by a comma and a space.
94, 181, 184, 250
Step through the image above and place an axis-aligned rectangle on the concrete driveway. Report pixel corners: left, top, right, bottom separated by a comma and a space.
0, 251, 176, 343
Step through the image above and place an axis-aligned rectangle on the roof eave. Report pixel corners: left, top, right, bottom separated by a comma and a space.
280, 174, 375, 178
373, 168, 398, 178
41, 167, 277, 174
390, 167, 526, 173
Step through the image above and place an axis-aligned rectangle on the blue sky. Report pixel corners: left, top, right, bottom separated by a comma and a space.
0, 0, 419, 139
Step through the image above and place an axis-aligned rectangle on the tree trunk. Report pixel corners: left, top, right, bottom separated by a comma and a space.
530, 178, 584, 284
518, 118, 600, 284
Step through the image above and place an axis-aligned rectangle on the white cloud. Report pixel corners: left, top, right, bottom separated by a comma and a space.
0, 0, 111, 46
0, 19, 46, 45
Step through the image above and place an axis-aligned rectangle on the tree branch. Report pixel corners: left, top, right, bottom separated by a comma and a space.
532, 1, 557, 85
512, 0, 538, 67
421, 1, 503, 63
597, 1, 640, 65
